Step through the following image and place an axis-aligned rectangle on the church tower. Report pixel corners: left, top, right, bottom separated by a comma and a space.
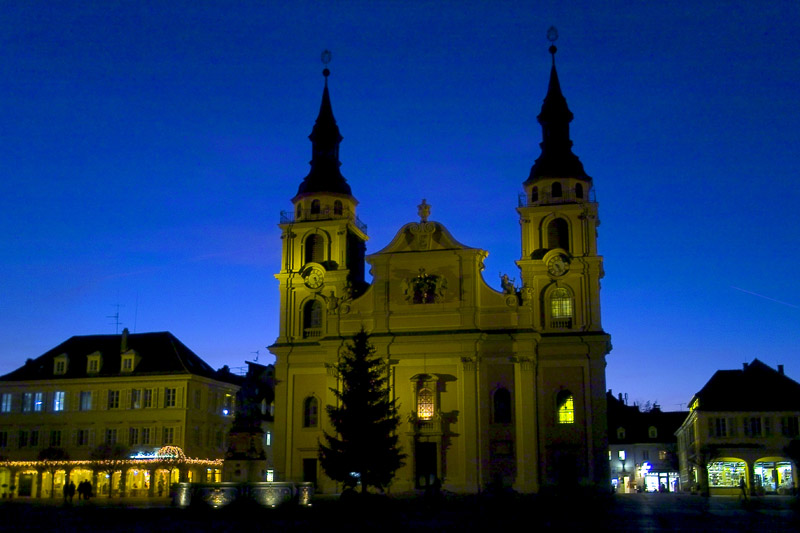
274, 61, 368, 344
516, 41, 603, 334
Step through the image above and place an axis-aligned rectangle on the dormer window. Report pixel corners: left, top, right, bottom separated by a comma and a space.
87, 353, 102, 374
121, 352, 139, 373
648, 426, 658, 439
54, 354, 68, 376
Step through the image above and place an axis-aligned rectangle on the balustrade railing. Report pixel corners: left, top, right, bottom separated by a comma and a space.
280, 208, 367, 233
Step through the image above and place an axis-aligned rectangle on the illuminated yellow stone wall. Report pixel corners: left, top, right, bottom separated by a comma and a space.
0, 374, 238, 462
272, 201, 611, 493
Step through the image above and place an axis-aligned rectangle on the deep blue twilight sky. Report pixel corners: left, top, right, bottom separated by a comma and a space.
2, 2, 798, 411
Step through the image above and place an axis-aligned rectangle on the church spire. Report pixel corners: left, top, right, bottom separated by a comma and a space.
294, 51, 352, 199
525, 33, 590, 186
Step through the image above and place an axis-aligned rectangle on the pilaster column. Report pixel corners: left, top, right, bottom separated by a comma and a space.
35, 470, 43, 498
513, 356, 538, 493
460, 356, 480, 492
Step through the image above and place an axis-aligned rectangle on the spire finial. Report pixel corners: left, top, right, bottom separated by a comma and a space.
321, 49, 331, 79
547, 26, 558, 61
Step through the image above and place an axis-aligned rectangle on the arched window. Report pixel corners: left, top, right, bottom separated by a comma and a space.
575, 183, 583, 199
531, 187, 538, 203
550, 288, 573, 328
552, 182, 562, 198
305, 234, 324, 264
493, 387, 512, 424
648, 426, 658, 439
557, 391, 574, 424
547, 218, 569, 250
296, 204, 302, 219
417, 387, 434, 420
303, 396, 318, 427
302, 300, 323, 338
333, 200, 343, 216
310, 199, 321, 215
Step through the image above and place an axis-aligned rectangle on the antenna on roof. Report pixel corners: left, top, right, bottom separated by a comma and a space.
107, 303, 124, 334
251, 350, 259, 362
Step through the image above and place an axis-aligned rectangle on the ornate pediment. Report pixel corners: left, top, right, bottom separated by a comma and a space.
401, 268, 447, 304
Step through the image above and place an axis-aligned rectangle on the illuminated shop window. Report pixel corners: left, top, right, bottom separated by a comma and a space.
707, 460, 747, 487
557, 391, 575, 424
303, 397, 318, 428
417, 388, 434, 420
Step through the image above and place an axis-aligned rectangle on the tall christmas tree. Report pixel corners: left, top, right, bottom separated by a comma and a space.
319, 329, 405, 494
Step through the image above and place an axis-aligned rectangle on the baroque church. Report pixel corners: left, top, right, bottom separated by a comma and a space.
270, 45, 611, 494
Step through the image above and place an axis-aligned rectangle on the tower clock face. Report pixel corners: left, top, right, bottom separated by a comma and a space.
303, 266, 325, 289
547, 254, 569, 277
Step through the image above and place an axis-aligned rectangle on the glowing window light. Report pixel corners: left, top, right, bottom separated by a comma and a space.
557, 394, 574, 424
417, 388, 434, 420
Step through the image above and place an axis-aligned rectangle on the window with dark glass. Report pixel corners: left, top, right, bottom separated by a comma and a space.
303, 396, 318, 427
303, 300, 323, 338
493, 387, 512, 424
305, 234, 324, 263
547, 218, 569, 250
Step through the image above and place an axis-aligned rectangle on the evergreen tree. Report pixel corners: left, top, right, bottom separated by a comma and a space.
319, 329, 405, 494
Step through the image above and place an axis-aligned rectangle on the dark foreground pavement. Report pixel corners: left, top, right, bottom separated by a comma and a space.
1, 492, 797, 532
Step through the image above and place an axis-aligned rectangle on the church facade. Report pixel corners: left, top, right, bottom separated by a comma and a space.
270, 47, 611, 494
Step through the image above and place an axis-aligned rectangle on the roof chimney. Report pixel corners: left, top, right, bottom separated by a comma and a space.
743, 362, 749, 370
121, 328, 129, 353
778, 364, 784, 375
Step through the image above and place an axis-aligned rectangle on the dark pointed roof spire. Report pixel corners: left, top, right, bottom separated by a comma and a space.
525, 29, 590, 185
294, 50, 353, 199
